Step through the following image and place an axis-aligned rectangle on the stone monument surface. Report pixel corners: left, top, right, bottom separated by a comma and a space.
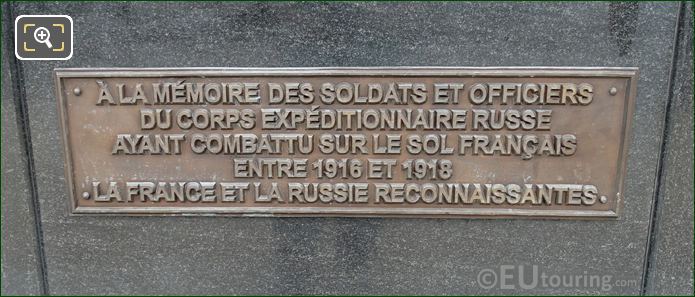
1, 2, 692, 295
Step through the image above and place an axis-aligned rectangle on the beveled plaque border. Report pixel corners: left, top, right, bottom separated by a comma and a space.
54, 67, 638, 219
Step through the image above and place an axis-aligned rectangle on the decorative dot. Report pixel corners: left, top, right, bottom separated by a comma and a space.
609, 87, 618, 96
82, 191, 90, 199
600, 196, 608, 203
73, 87, 82, 96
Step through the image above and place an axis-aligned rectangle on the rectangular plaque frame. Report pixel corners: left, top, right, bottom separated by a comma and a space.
54, 67, 638, 218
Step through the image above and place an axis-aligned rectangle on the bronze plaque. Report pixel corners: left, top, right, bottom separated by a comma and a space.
54, 67, 638, 218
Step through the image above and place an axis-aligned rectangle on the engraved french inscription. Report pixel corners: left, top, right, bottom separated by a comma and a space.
54, 67, 638, 218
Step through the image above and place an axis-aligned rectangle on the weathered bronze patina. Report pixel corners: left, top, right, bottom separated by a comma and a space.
54, 67, 637, 218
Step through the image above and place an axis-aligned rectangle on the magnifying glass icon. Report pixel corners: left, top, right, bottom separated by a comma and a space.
33, 27, 52, 48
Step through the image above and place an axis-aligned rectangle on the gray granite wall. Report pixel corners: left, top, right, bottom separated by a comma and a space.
645, 2, 694, 295
1, 4, 43, 294
1, 2, 692, 295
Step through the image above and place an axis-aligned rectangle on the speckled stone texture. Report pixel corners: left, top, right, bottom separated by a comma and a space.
1, 2, 691, 295
1, 3, 42, 295
646, 2, 694, 295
